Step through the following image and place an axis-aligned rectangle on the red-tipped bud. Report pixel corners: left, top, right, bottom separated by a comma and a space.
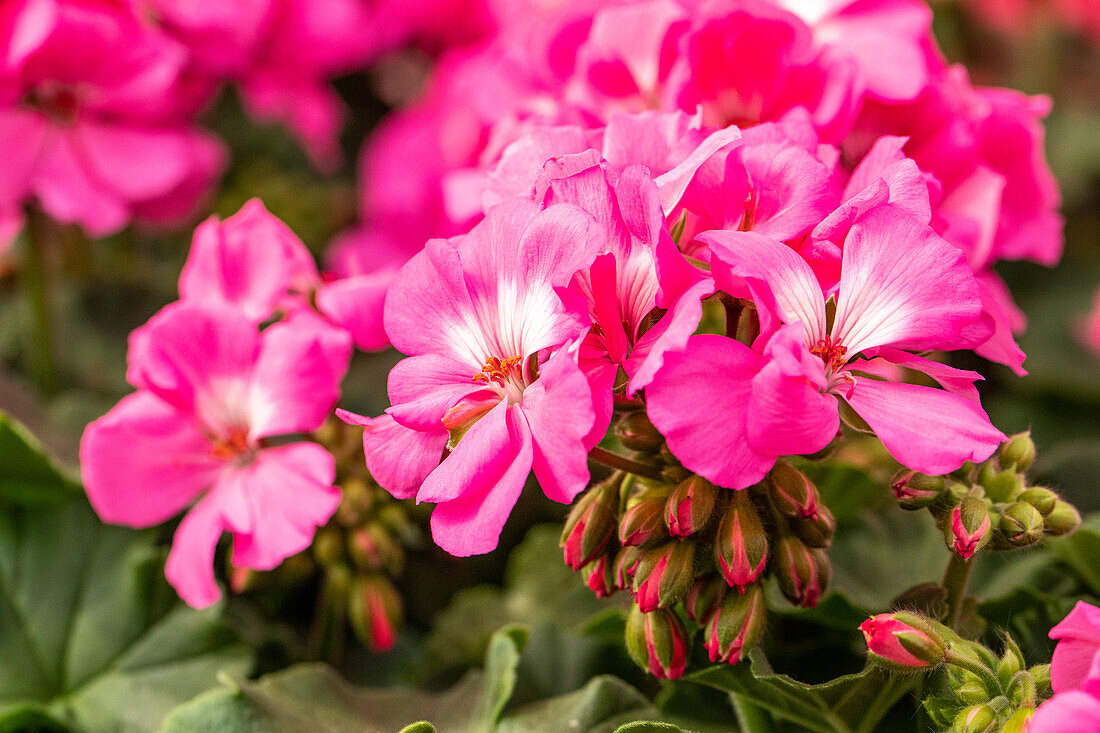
767, 463, 819, 518
891, 470, 945, 510
228, 564, 258, 594
666, 475, 718, 537
613, 545, 641, 589
788, 504, 836, 548
999, 709, 1034, 733
703, 583, 767, 665
997, 501, 1044, 547
615, 411, 665, 453
948, 497, 991, 559
859, 612, 945, 669
582, 554, 617, 598
625, 606, 688, 680
348, 574, 402, 653
633, 542, 696, 612
561, 480, 619, 570
349, 523, 404, 574
619, 490, 669, 547
953, 705, 997, 733
774, 535, 830, 608
716, 491, 768, 592
686, 575, 727, 623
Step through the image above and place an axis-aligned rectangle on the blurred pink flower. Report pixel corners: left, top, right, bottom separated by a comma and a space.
1032, 602, 1100, 733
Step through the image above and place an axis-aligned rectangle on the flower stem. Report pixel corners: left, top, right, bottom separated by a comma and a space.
21, 209, 58, 396
942, 553, 973, 630
589, 446, 663, 481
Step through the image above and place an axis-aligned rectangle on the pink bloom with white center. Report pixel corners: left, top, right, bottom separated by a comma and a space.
647, 207, 1005, 489
534, 154, 714, 441
81, 301, 352, 607
0, 0, 226, 237
341, 199, 605, 556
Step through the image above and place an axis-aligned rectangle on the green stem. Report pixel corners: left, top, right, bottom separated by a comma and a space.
854, 675, 915, 733
942, 553, 973, 630
589, 446, 663, 481
731, 693, 773, 733
21, 209, 58, 396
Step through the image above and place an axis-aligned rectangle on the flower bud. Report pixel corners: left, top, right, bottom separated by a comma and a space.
228, 564, 259, 594
348, 574, 402, 653
665, 475, 719, 537
997, 639, 1025, 688
615, 411, 665, 453
1043, 500, 1081, 536
349, 523, 404, 574
788, 504, 836, 548
998, 431, 1036, 472
952, 705, 997, 733
859, 612, 945, 669
954, 680, 987, 706
704, 583, 767, 665
716, 491, 768, 592
685, 574, 726, 623
313, 525, 345, 567
561, 480, 619, 569
1030, 663, 1052, 694
948, 497, 991, 559
774, 535, 830, 608
768, 463, 819, 518
582, 554, 617, 598
977, 463, 1021, 503
999, 709, 1034, 733
1018, 486, 1057, 516
613, 545, 641, 588
625, 606, 688, 679
997, 502, 1044, 548
619, 490, 670, 547
633, 541, 696, 612
891, 471, 945, 510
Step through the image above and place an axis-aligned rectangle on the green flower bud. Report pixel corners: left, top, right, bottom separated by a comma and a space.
774, 535, 830, 608
625, 606, 688, 680
665, 475, 719, 537
1044, 500, 1082, 536
561, 479, 620, 569
998, 431, 1036, 472
615, 411, 665, 453
313, 526, 346, 567
1030, 664, 1052, 694
946, 497, 991, 559
788, 504, 836, 548
997, 639, 1025, 688
999, 709, 1034, 733
619, 487, 672, 547
997, 502, 1044, 548
348, 573, 402, 653
954, 680, 988, 706
349, 523, 404, 574
633, 541, 696, 612
685, 574, 727, 623
978, 462, 1022, 503
768, 463, 820, 517
1018, 486, 1057, 516
891, 470, 945, 510
716, 491, 768, 591
703, 584, 767, 665
952, 705, 997, 733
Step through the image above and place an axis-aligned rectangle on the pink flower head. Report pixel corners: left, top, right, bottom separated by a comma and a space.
81, 301, 352, 607
1051, 602, 1100, 694
0, 0, 226, 236
647, 206, 1006, 489
859, 613, 944, 667
341, 198, 605, 556
534, 153, 713, 441
1031, 650, 1100, 733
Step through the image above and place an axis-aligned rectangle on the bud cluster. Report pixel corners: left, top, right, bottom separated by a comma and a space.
860, 610, 1052, 732
562, 412, 839, 678
890, 432, 1081, 561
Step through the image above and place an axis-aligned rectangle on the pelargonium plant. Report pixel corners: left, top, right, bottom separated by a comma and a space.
0, 1, 1097, 732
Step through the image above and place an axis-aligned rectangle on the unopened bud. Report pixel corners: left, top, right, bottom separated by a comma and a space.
952, 705, 997, 733
891, 471, 945, 510
619, 489, 670, 547
998, 431, 1036, 472
562, 480, 619, 569
716, 491, 768, 591
229, 564, 259, 594
349, 523, 404, 574
788, 504, 836, 548
1044, 500, 1081, 536
977, 463, 1021, 503
1018, 486, 1057, 516
348, 574, 401, 653
774, 535, 830, 608
948, 497, 991, 559
615, 411, 665, 453
634, 542, 696, 612
666, 475, 719, 537
997, 639, 1025, 688
625, 607, 688, 680
999, 709, 1034, 733
998, 502, 1044, 548
704, 584, 767, 664
582, 554, 617, 598
1030, 663, 1052, 694
954, 680, 987, 706
768, 463, 819, 518
313, 526, 345, 567
613, 545, 641, 588
860, 612, 945, 669
686, 574, 726, 623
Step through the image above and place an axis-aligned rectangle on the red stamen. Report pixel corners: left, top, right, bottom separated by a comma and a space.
210, 428, 250, 459
472, 355, 522, 386
810, 335, 848, 371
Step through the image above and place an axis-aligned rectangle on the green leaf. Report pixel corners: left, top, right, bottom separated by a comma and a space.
615, 723, 686, 733
0, 497, 251, 733
0, 411, 79, 506
1050, 514, 1100, 596
399, 723, 436, 733
496, 676, 659, 733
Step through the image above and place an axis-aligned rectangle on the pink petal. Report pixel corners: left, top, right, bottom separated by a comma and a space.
81, 391, 221, 527
229, 443, 340, 570
862, 347, 983, 402
1030, 689, 1100, 733
417, 398, 517, 504
385, 352, 488, 431
520, 347, 594, 503
647, 335, 775, 489
843, 377, 1006, 475
0, 108, 48, 204
832, 206, 984, 355
428, 404, 534, 556
1051, 602, 1100, 693
346, 411, 446, 500
628, 277, 713, 393
74, 121, 192, 200
32, 131, 130, 237
746, 325, 839, 456
164, 495, 226, 608
969, 271, 1027, 376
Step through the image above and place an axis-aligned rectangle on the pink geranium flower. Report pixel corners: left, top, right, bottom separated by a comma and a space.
647, 206, 1005, 489
81, 301, 351, 607
340, 199, 605, 556
1032, 602, 1100, 733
